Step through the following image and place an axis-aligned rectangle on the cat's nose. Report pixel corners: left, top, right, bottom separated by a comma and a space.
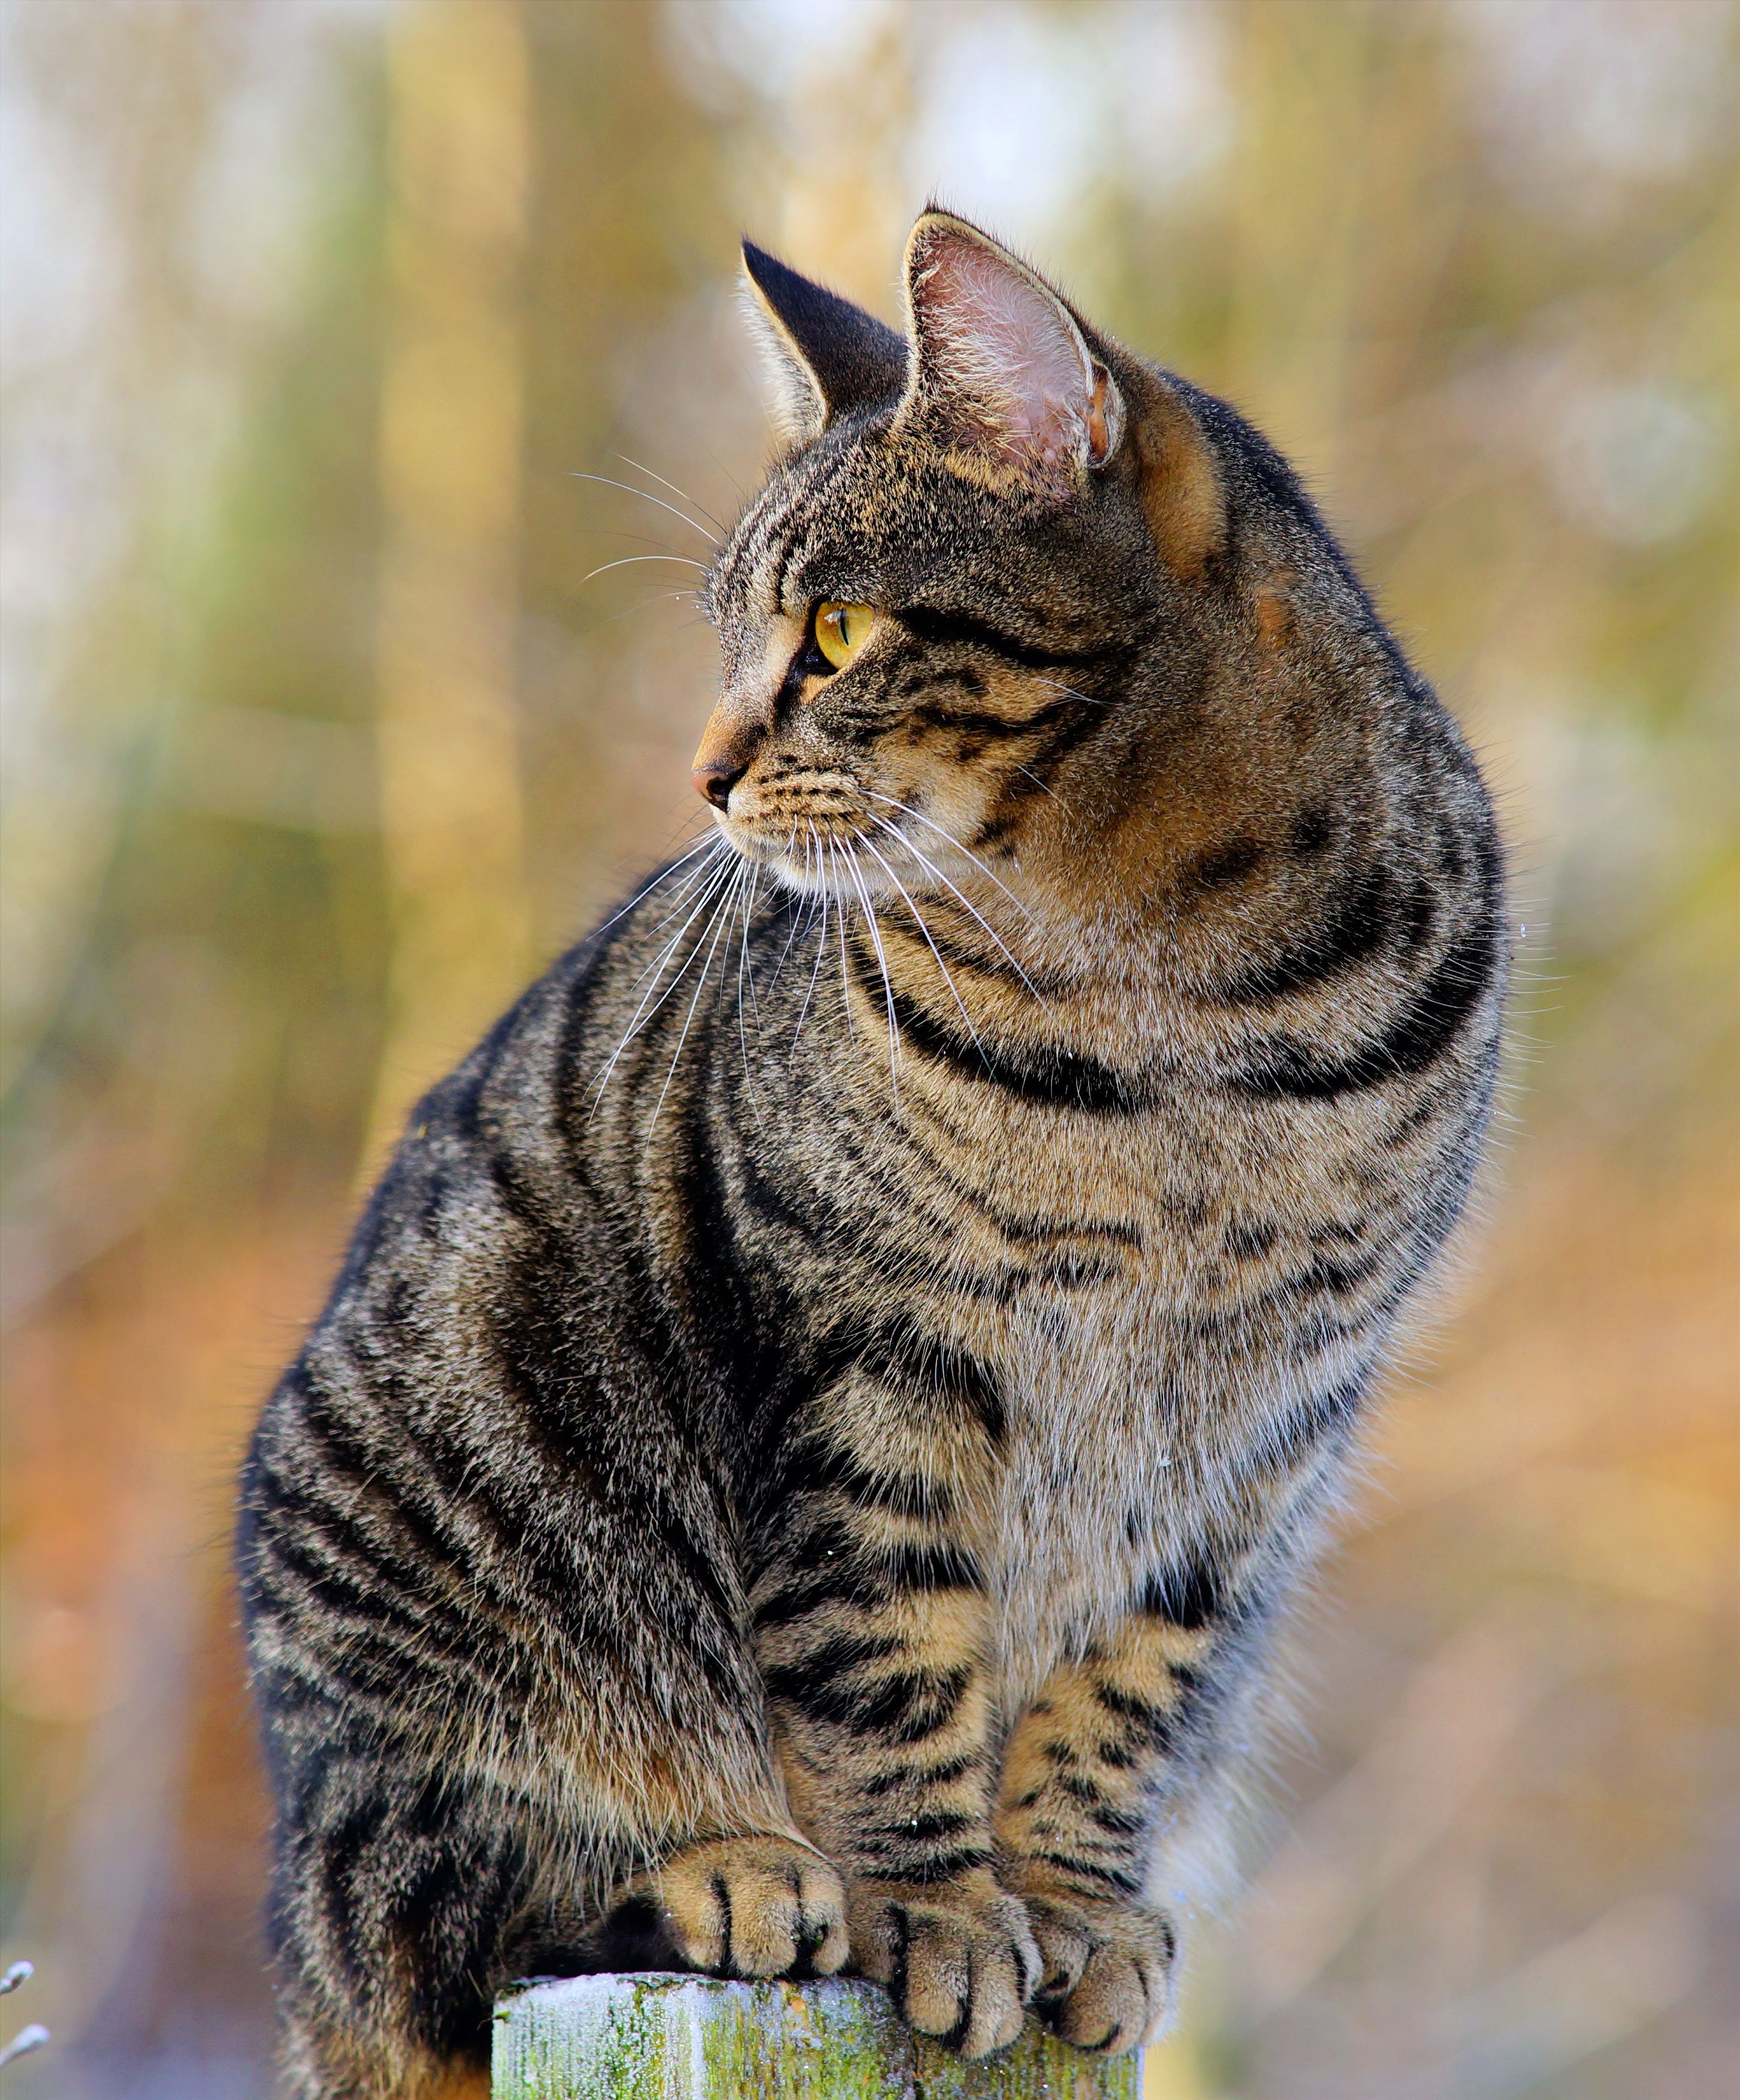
693, 711, 765, 809
693, 756, 748, 810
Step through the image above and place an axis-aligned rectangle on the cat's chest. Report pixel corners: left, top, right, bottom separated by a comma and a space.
802, 1075, 1376, 1695
969, 1284, 1193, 1707
932, 1112, 1344, 1705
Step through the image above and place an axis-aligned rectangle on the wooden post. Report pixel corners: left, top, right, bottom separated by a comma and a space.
493, 1975, 1141, 2099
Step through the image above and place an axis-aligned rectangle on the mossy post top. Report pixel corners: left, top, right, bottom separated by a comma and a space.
493, 1974, 1141, 2099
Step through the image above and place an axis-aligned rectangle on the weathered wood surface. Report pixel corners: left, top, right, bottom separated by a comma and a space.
493, 1974, 1140, 2099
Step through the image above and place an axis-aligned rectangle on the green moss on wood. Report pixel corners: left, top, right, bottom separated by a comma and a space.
493, 1974, 1140, 2099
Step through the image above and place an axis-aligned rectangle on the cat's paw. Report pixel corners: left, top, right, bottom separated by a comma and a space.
848, 1869, 1039, 2058
1020, 1891, 1177, 2054
654, 1835, 848, 1979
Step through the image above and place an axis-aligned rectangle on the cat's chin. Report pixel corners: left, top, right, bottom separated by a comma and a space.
765, 852, 875, 902
708, 821, 794, 876
716, 823, 899, 904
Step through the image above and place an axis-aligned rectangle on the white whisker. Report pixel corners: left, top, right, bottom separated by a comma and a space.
569, 471, 718, 546
792, 829, 832, 1054
855, 828, 988, 1065
587, 831, 723, 942
861, 789, 1034, 921
827, 840, 856, 1042
581, 554, 709, 584
1031, 674, 1113, 707
767, 826, 808, 991
614, 454, 727, 535
646, 855, 747, 1139
842, 839, 901, 1104
734, 859, 763, 1122
1010, 761, 1065, 804
869, 815, 1044, 1001
594, 589, 705, 628
627, 847, 738, 989
590, 850, 739, 1106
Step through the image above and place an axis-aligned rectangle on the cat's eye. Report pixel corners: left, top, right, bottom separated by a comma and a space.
813, 601, 879, 673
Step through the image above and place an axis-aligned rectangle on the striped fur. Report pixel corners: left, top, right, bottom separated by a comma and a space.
238, 213, 1504, 2094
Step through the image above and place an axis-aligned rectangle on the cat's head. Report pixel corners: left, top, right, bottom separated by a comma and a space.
696, 210, 1355, 935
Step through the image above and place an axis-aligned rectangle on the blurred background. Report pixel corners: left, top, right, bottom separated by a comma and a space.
1, 2, 1734, 2095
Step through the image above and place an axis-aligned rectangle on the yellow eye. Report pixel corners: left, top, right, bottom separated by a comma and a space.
813, 601, 879, 672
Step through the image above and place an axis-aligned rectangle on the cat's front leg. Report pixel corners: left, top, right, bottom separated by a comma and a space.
596, 1832, 848, 1981
752, 1469, 1037, 2057
992, 1610, 1215, 2054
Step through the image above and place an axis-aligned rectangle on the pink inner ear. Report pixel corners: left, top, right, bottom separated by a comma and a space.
917, 240, 1092, 464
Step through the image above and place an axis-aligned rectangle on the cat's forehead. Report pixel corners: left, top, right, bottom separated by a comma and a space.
710, 426, 998, 630
712, 435, 888, 618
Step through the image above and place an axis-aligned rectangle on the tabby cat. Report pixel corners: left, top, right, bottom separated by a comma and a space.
238, 210, 1505, 2098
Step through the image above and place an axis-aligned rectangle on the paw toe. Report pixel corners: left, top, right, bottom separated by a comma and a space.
655, 1836, 845, 1980
1025, 1896, 1176, 2055
853, 1880, 1037, 2060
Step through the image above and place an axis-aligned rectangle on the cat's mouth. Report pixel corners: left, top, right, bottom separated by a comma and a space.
709, 765, 872, 886
714, 795, 994, 915
714, 806, 902, 900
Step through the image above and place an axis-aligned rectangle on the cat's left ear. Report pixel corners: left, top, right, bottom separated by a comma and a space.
740, 239, 908, 448
895, 210, 1125, 496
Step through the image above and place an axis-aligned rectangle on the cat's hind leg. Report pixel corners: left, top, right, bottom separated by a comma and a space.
265, 1722, 527, 2100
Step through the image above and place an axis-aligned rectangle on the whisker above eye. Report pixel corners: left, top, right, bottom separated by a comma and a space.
594, 590, 705, 629
590, 526, 706, 553
580, 554, 709, 584
569, 471, 719, 547
614, 454, 728, 536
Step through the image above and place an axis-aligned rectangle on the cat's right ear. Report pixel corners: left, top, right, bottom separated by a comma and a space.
739, 240, 907, 448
